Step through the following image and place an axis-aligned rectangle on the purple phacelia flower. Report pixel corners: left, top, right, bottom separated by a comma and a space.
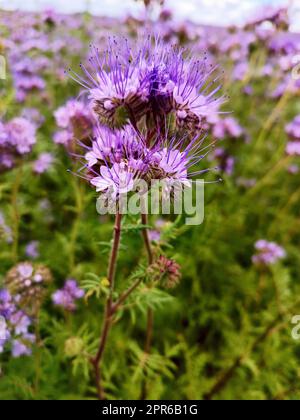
157, 148, 190, 185
288, 164, 299, 175
91, 162, 135, 196
246, 6, 289, 31
12, 340, 32, 358
1, 264, 51, 357
84, 125, 213, 200
53, 130, 73, 145
0, 287, 35, 357
0, 317, 10, 353
5, 262, 52, 315
14, 74, 46, 91
149, 230, 161, 242
162, 74, 223, 132
149, 218, 167, 243
0, 121, 15, 172
5, 117, 36, 155
0, 153, 15, 171
286, 141, 300, 156
233, 62, 249, 81
10, 311, 31, 335
17, 262, 34, 279
54, 99, 94, 148
212, 117, 244, 140
21, 108, 45, 128
213, 148, 235, 175
82, 121, 217, 203
54, 99, 92, 130
70, 37, 224, 133
252, 240, 286, 266
243, 85, 253, 96
286, 116, 300, 140
65, 280, 85, 300
0, 121, 8, 145
33, 153, 54, 174
25, 241, 40, 259
0, 289, 15, 319
71, 37, 222, 202
52, 279, 84, 312
71, 39, 149, 128
85, 125, 142, 167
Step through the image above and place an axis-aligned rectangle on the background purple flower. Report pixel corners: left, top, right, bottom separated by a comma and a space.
0, 288, 35, 357
286, 140, 300, 156
5, 117, 36, 155
286, 116, 300, 140
33, 153, 54, 174
52, 279, 84, 312
25, 241, 40, 259
252, 240, 286, 266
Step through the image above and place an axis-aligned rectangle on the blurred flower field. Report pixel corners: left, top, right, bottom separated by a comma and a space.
1, 3, 300, 400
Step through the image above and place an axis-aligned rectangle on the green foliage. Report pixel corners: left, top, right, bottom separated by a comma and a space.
1, 8, 300, 401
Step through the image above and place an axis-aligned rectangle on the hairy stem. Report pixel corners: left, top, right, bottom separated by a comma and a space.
112, 277, 143, 312
91, 212, 122, 400
141, 214, 154, 265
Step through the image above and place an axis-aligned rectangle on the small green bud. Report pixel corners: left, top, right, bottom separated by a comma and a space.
64, 337, 84, 358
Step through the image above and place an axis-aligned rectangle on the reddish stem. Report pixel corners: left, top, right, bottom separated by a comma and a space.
91, 212, 122, 400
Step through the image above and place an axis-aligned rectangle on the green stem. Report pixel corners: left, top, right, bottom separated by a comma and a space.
246, 156, 291, 198
254, 88, 292, 150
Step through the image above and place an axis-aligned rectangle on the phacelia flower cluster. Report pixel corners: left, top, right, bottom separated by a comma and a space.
25, 241, 40, 259
10, 56, 47, 103
5, 262, 52, 315
21, 107, 45, 128
245, 7, 289, 32
54, 99, 95, 150
0, 289, 35, 357
84, 124, 210, 199
33, 152, 54, 174
71, 37, 222, 200
210, 117, 244, 140
252, 240, 286, 267
72, 38, 223, 133
52, 279, 84, 312
0, 117, 37, 172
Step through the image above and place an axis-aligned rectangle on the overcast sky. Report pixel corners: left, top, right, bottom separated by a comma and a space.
0, 0, 299, 31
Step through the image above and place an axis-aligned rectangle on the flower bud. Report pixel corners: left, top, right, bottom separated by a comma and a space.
149, 255, 182, 289
64, 337, 84, 358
